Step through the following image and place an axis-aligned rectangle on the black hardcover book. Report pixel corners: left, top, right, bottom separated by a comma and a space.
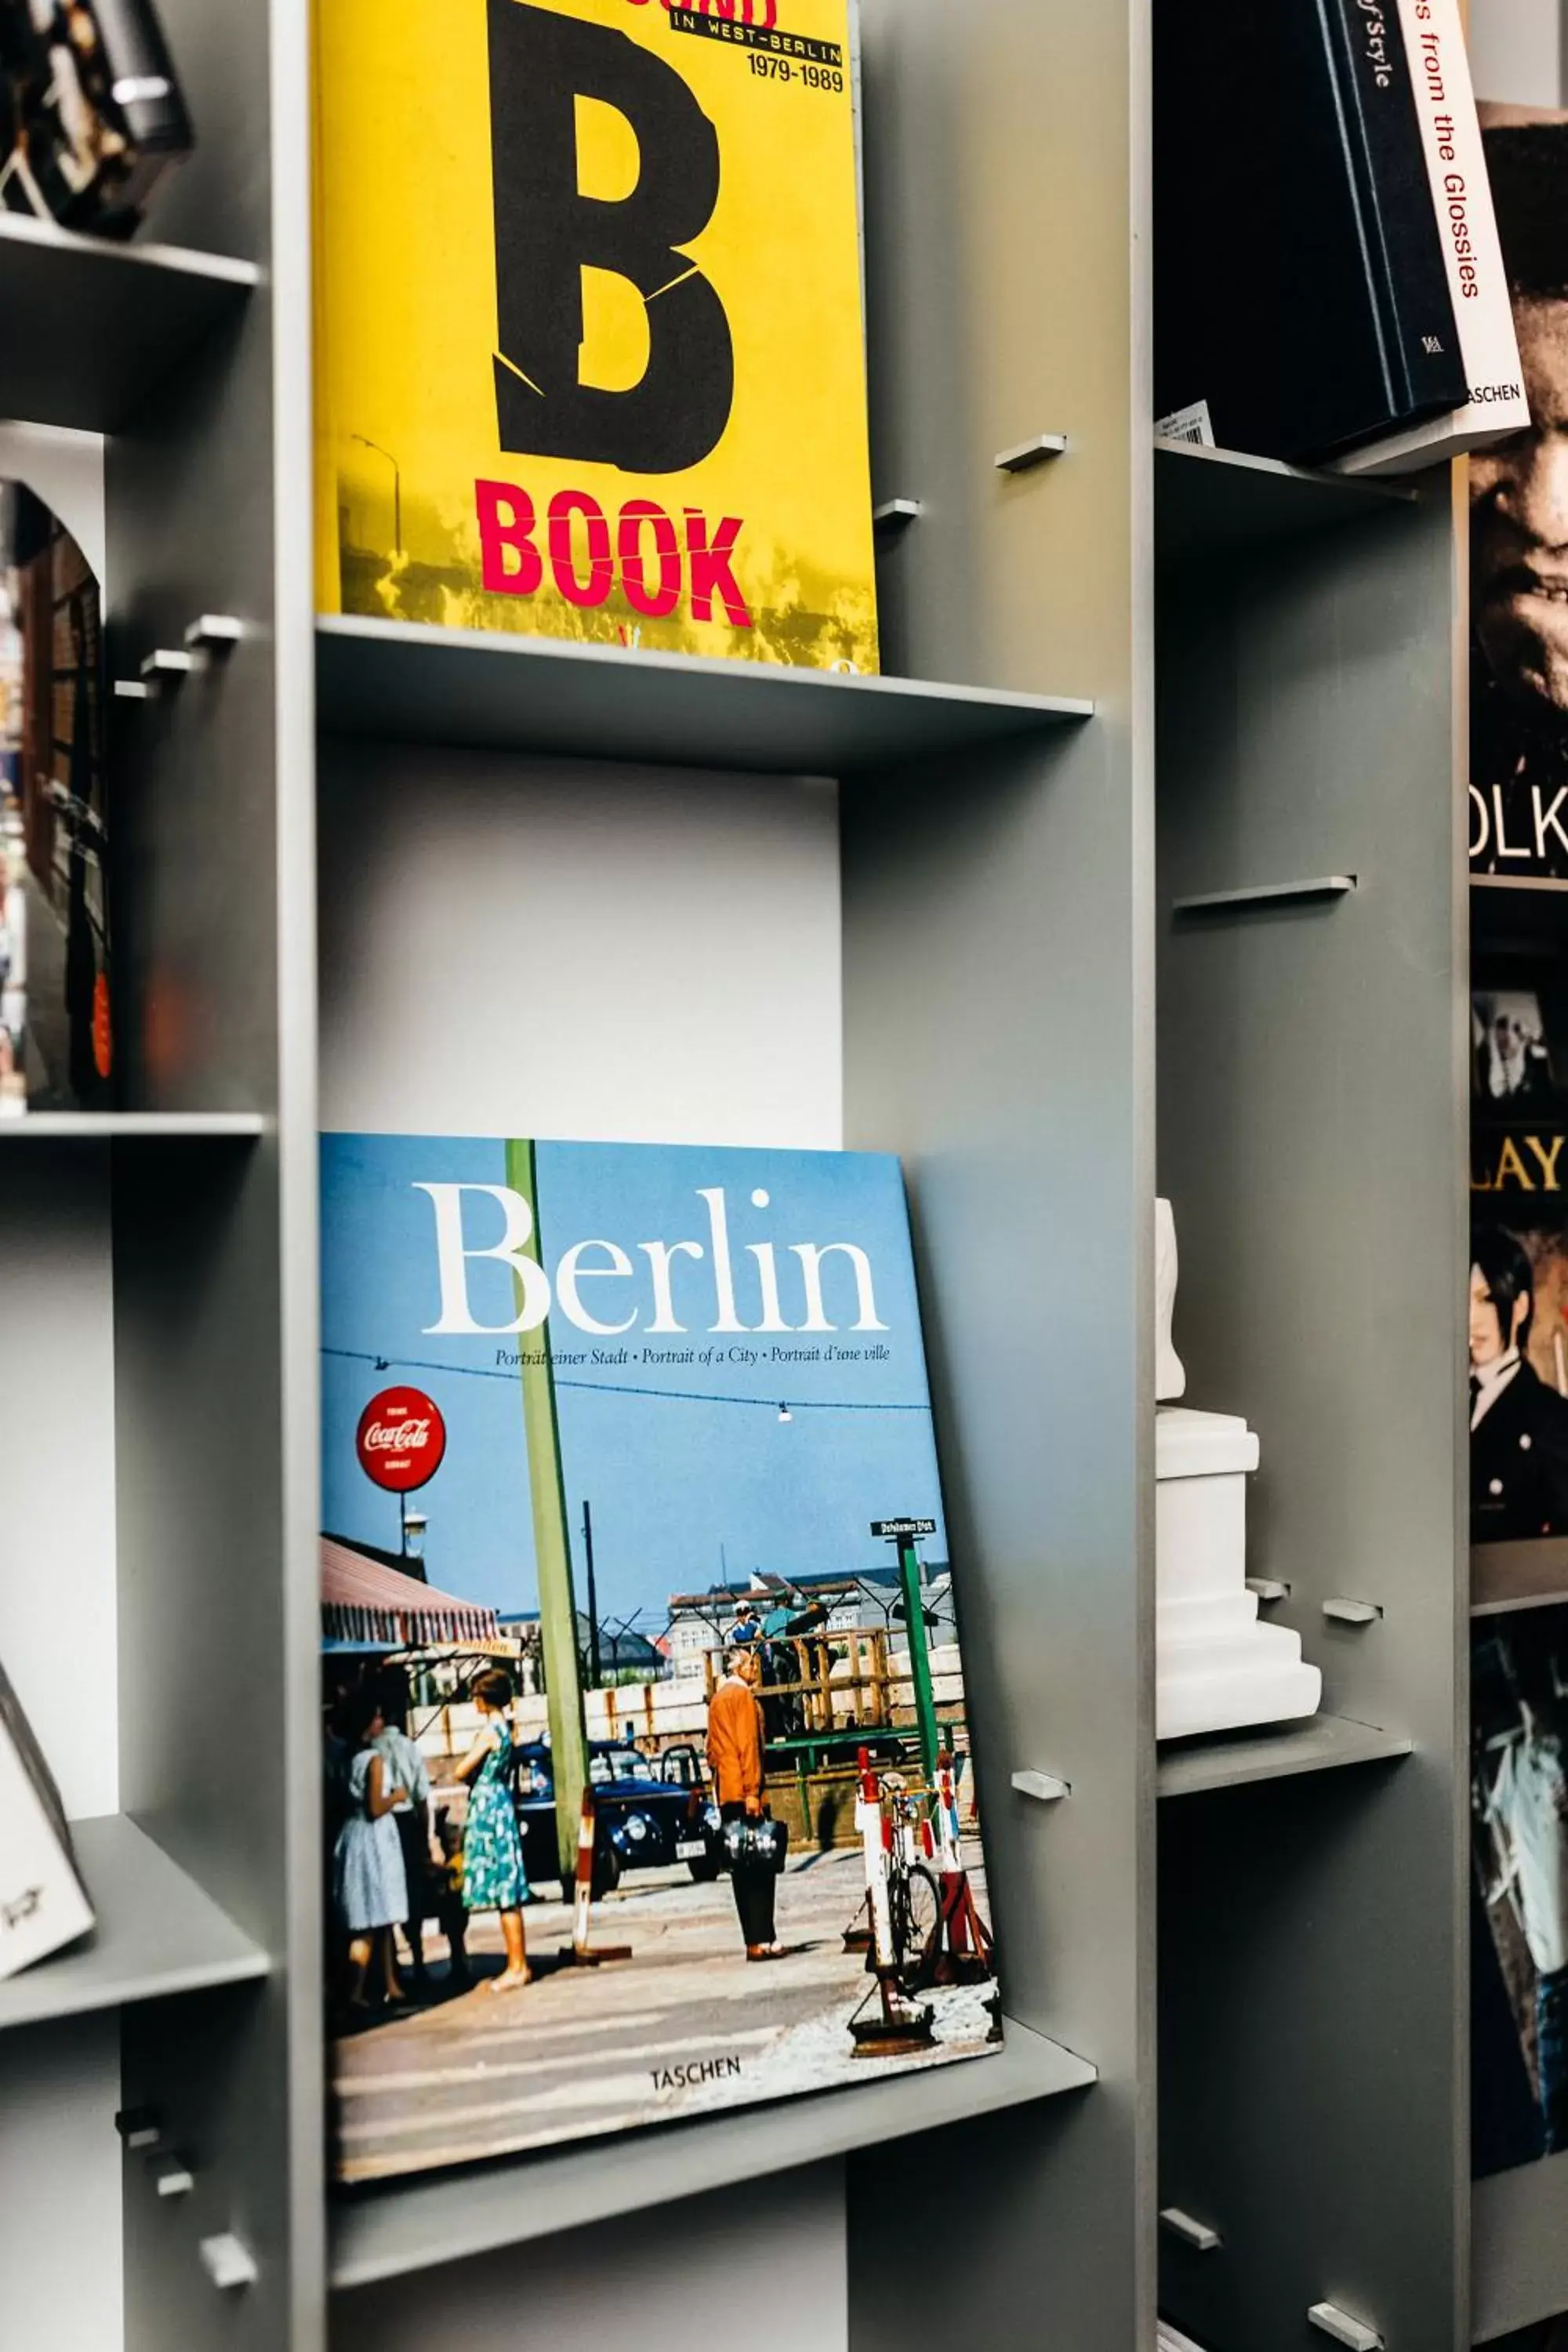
1319, 0, 1465, 426
1154, 0, 1467, 463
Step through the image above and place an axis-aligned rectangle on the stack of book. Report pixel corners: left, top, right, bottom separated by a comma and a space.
1155, 0, 1526, 472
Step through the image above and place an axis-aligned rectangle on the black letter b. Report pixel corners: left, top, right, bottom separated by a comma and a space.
488, 1, 734, 474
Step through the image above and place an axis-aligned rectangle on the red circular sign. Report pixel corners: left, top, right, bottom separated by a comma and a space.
356, 1387, 447, 1493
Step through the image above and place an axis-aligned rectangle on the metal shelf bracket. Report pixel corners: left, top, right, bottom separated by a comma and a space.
1247, 1577, 1290, 1602
140, 648, 201, 681
184, 613, 244, 651
1174, 876, 1357, 917
995, 433, 1068, 474
1011, 1769, 1071, 1802
873, 498, 922, 528
1160, 2205, 1221, 2252
1307, 2302, 1384, 2350
200, 2234, 259, 2292
1322, 1598, 1382, 1628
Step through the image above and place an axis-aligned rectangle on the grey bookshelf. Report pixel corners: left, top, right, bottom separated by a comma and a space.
0, 0, 1506, 2347
1154, 438, 1415, 569
1156, 1715, 1415, 1802
0, 1818, 269, 2034
0, 215, 257, 435
331, 2017, 1095, 2291
317, 613, 1094, 774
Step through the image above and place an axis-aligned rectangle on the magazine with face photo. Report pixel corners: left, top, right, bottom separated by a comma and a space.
1470, 1218, 1568, 1545
1472, 108, 1568, 879
320, 1134, 1001, 2188
1473, 962, 1566, 1109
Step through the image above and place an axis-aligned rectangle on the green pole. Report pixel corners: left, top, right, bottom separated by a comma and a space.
506, 1138, 588, 1882
898, 1540, 940, 1784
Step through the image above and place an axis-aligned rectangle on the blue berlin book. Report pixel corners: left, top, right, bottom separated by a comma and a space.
321, 1132, 1001, 2185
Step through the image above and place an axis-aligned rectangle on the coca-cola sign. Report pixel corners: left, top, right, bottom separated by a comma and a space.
356, 1387, 447, 1493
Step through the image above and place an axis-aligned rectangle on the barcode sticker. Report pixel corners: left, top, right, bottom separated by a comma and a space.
1155, 399, 1215, 448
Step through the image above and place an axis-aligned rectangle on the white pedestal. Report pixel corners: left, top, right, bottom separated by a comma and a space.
1156, 1406, 1322, 1741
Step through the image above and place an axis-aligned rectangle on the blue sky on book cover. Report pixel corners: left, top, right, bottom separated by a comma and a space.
321, 1134, 949, 1617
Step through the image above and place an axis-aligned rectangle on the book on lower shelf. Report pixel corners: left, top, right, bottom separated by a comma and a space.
1473, 1600, 1568, 2180
312, 0, 879, 674
319, 1134, 1000, 2189
0, 1653, 93, 1981
0, 481, 114, 1118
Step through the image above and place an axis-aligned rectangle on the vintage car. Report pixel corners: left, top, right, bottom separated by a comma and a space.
512, 1740, 723, 1897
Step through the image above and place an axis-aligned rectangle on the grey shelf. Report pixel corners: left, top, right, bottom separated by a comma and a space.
316, 615, 1093, 776
0, 213, 257, 434
1156, 1713, 1414, 1801
1471, 873, 1568, 950
1472, 2151, 1568, 2343
0, 1815, 270, 2032
0, 1112, 267, 1141
330, 2016, 1095, 2290
1472, 1537, 1568, 1618
1155, 439, 1414, 572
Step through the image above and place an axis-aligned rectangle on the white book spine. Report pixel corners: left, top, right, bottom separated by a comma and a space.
1334, 0, 1528, 476
0, 1715, 93, 1982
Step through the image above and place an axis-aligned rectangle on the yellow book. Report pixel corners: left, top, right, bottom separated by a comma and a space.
313, 0, 879, 673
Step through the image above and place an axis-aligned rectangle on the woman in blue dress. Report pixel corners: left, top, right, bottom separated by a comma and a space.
453, 1668, 531, 1994
333, 1686, 410, 2011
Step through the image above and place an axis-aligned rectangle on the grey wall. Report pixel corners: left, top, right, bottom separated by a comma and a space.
333, 2162, 846, 2352
1468, 0, 1568, 107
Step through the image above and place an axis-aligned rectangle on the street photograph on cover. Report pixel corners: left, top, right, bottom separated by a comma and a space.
321, 1134, 1000, 2187
1474, 1606, 1568, 2176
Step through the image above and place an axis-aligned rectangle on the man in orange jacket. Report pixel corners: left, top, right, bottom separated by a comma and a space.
706, 1646, 782, 1961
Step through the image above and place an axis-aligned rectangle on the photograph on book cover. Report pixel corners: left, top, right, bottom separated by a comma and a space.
1472, 956, 1568, 1108
313, 0, 879, 672
0, 481, 112, 1118
320, 1135, 1000, 2187
1474, 1604, 1568, 2176
1472, 106, 1568, 880
1469, 1208, 1568, 1547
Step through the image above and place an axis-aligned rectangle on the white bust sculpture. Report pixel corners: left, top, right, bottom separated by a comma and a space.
1153, 1196, 1321, 1740
1156, 1196, 1185, 1403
